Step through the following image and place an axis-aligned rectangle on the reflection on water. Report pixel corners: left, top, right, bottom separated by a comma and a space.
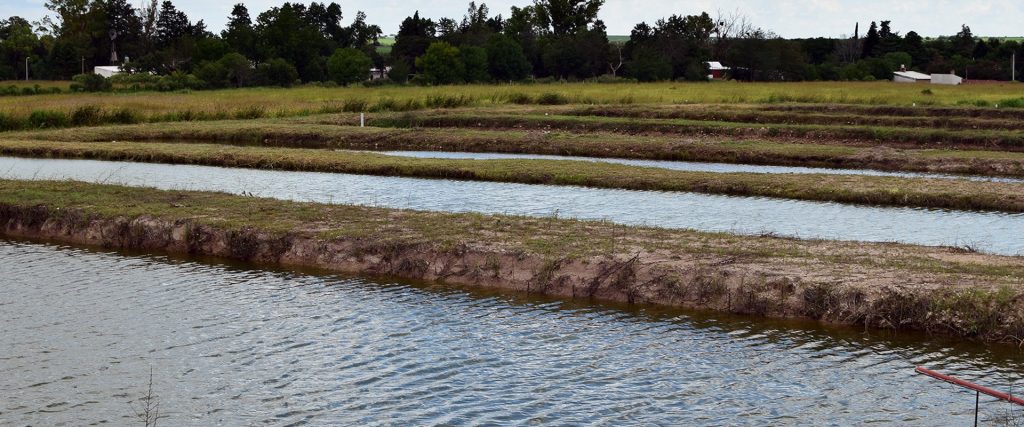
379, 150, 1024, 183
0, 156, 1023, 255
1, 240, 1022, 425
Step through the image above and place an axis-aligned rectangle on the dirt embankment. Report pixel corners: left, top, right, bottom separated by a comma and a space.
3, 199, 1024, 343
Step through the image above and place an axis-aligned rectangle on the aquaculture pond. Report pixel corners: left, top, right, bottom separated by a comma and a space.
378, 150, 1024, 183
2, 240, 1022, 425
0, 157, 1022, 255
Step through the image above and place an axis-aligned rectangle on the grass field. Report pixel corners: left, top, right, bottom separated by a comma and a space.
3, 81, 1024, 127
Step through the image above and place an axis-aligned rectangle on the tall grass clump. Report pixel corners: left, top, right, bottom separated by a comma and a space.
505, 92, 534, 105
106, 108, 141, 124
424, 94, 474, 108
232, 106, 266, 119
342, 98, 370, 112
535, 92, 570, 105
998, 98, 1024, 108
70, 105, 103, 126
0, 112, 28, 131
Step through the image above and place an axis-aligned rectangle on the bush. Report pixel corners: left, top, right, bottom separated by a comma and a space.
194, 61, 229, 88
256, 58, 299, 87
28, 110, 68, 128
415, 42, 465, 85
487, 34, 531, 81
388, 61, 411, 84
157, 72, 205, 91
460, 46, 490, 83
71, 73, 113, 92
327, 48, 372, 85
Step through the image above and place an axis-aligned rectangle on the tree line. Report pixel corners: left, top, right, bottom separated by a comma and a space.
1, 0, 1021, 90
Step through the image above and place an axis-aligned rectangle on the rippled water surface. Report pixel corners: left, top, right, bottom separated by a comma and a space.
1, 240, 1023, 425
379, 150, 1024, 183
1, 156, 1023, 255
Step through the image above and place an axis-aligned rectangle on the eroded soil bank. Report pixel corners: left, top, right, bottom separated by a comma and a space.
2, 180, 1024, 342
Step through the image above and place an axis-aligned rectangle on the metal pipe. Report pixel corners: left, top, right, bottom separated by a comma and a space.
916, 366, 1024, 406
25, 57, 29, 81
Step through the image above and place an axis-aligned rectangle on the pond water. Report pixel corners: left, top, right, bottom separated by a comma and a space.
1, 156, 1022, 255
1, 240, 1022, 425
378, 150, 1024, 183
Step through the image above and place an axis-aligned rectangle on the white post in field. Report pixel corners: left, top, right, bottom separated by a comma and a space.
360, 113, 365, 127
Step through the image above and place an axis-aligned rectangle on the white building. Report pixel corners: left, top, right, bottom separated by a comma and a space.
705, 61, 730, 80
93, 66, 124, 78
931, 74, 963, 85
893, 70, 931, 83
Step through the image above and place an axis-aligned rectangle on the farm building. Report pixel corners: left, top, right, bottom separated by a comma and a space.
931, 73, 963, 85
705, 61, 730, 80
893, 70, 931, 83
93, 66, 124, 78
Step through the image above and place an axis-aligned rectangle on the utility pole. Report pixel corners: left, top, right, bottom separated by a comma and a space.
25, 57, 30, 81
81, 57, 85, 75
1013, 53, 1017, 82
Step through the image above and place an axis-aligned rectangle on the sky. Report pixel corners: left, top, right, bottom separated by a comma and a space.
8, 0, 1024, 38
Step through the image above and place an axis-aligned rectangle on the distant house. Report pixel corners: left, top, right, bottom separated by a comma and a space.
893, 70, 931, 83
93, 66, 124, 78
931, 73, 963, 85
705, 61, 730, 80
369, 66, 392, 81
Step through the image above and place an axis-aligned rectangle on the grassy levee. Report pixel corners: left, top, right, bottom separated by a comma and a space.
565, 105, 1024, 131
3, 81, 1024, 131
3, 139, 1024, 213
367, 110, 1024, 151
15, 120, 1024, 178
2, 179, 1023, 341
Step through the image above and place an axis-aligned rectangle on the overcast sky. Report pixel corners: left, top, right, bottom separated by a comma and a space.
8, 0, 1024, 38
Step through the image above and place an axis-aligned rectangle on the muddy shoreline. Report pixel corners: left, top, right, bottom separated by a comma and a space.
2, 183, 1023, 342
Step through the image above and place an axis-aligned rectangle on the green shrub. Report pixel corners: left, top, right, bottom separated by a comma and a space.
255, 58, 299, 87
327, 48, 372, 85
28, 110, 69, 128
71, 73, 113, 92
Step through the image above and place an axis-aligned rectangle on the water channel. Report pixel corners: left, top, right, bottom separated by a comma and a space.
1, 240, 1021, 425
1, 156, 1022, 255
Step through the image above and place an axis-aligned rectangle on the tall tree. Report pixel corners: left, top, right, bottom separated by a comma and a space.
222, 4, 256, 58
532, 0, 603, 36
861, 21, 879, 58
392, 11, 436, 71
